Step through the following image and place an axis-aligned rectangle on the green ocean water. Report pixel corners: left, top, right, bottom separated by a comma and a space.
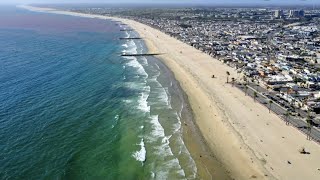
0, 7, 197, 179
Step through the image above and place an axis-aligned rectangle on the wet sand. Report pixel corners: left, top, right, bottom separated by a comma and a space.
154, 57, 231, 179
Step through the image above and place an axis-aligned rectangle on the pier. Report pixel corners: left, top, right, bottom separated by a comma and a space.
115, 23, 127, 26
121, 53, 163, 57
119, 37, 142, 40
120, 29, 134, 31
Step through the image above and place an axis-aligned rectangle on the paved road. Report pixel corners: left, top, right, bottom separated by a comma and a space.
247, 82, 309, 118
234, 83, 320, 144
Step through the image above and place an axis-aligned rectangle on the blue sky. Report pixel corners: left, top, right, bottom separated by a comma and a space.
0, 0, 318, 5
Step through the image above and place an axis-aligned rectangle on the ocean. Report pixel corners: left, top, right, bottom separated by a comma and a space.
0, 6, 197, 179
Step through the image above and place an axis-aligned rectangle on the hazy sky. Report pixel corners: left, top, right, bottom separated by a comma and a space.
0, 0, 319, 5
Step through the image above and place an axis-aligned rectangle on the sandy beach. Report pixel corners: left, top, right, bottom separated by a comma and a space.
21, 5, 320, 180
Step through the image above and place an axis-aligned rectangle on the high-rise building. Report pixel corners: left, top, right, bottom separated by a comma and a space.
289, 10, 296, 17
274, 10, 283, 19
298, 10, 305, 17
289, 10, 305, 18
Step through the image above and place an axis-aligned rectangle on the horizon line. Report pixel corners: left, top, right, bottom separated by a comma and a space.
2, 3, 319, 7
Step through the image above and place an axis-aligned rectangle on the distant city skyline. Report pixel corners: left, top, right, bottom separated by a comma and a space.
1, 0, 319, 5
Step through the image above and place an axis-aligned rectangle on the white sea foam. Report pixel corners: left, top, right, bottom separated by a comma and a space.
149, 115, 165, 138
122, 99, 133, 104
126, 58, 148, 77
137, 89, 150, 113
121, 40, 136, 55
171, 112, 181, 135
127, 40, 138, 54
149, 70, 161, 82
158, 87, 171, 108
117, 26, 195, 179
122, 58, 150, 113
149, 74, 171, 108
125, 31, 130, 38
121, 82, 150, 112
148, 62, 173, 109
140, 56, 148, 66
123, 81, 145, 91
111, 114, 120, 129
147, 115, 187, 179
177, 136, 197, 177
153, 62, 160, 72
152, 158, 186, 180
132, 138, 146, 163
164, 87, 172, 108
151, 171, 155, 178
123, 40, 149, 78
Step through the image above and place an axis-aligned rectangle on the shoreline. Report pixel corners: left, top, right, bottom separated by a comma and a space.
21, 5, 320, 180
153, 56, 232, 179
110, 15, 270, 180
140, 37, 269, 180
19, 5, 232, 178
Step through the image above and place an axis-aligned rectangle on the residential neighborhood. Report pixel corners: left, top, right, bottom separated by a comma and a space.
72, 6, 320, 139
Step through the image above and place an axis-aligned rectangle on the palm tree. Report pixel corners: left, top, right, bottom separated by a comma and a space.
253, 91, 258, 102
293, 76, 299, 84
266, 85, 271, 92
268, 100, 273, 113
284, 110, 290, 125
303, 99, 308, 109
256, 80, 260, 91
306, 111, 312, 140
237, 69, 242, 81
243, 75, 247, 84
307, 119, 312, 140
244, 85, 248, 96
226, 71, 230, 83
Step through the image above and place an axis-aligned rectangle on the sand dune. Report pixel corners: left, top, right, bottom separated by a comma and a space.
21, 5, 320, 180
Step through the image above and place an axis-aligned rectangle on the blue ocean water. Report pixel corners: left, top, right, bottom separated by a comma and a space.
0, 7, 196, 179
